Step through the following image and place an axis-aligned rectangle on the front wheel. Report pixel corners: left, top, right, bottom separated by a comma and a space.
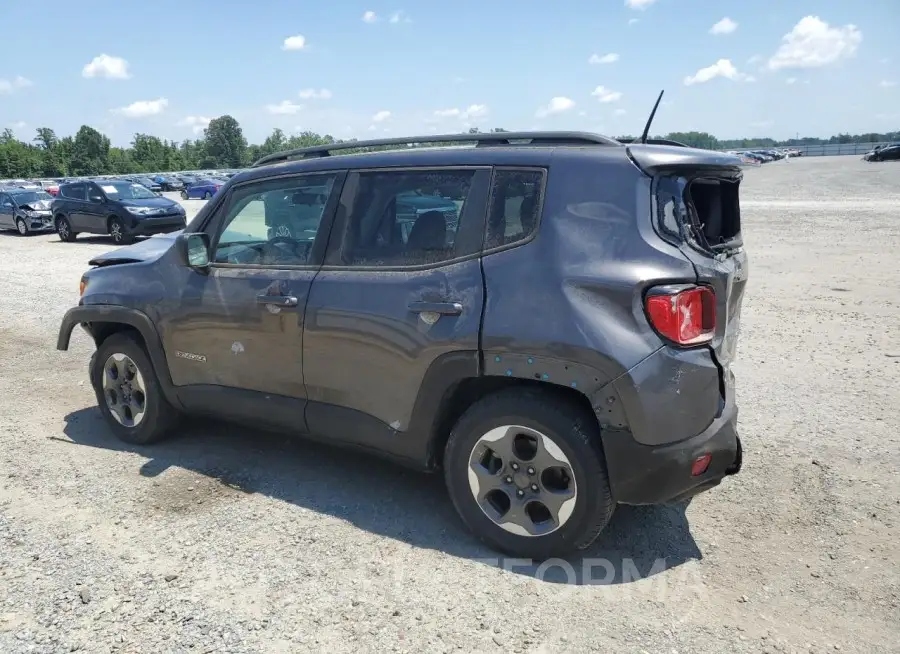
90, 332, 180, 445
15, 218, 28, 235
444, 389, 614, 560
56, 215, 76, 242
109, 216, 133, 245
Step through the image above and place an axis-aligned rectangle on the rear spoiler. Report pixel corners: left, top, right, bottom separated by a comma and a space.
617, 138, 689, 148
626, 144, 744, 176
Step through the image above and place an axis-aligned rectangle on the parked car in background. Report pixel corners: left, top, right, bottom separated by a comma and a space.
130, 176, 163, 193
51, 179, 186, 244
181, 178, 223, 200
0, 188, 55, 234
153, 175, 184, 192
177, 175, 200, 188
863, 144, 900, 162
37, 180, 61, 196
56, 130, 746, 559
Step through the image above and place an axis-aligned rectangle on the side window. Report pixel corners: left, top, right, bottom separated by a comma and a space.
212, 172, 338, 266
485, 169, 545, 249
64, 184, 86, 201
341, 169, 475, 267
0, 194, 11, 207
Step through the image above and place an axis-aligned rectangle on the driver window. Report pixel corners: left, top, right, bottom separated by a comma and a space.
213, 172, 337, 266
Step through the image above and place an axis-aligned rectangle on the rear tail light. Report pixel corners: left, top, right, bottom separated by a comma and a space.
645, 285, 716, 345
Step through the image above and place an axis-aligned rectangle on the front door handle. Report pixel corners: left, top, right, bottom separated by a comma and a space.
257, 294, 299, 308
408, 301, 463, 316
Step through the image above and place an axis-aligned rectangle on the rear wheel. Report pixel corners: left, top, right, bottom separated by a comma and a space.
203, 191, 211, 200
15, 218, 28, 235
180, 190, 188, 200
91, 332, 180, 445
444, 389, 614, 559
56, 215, 76, 242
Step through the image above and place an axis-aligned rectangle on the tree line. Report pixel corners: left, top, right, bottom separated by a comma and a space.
1, 116, 897, 179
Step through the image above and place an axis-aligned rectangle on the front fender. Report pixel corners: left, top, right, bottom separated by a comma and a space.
57, 304, 182, 410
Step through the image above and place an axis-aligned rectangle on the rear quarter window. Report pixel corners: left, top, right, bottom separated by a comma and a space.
485, 169, 545, 249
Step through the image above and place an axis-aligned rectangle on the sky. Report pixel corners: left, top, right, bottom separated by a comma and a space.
1, 0, 897, 146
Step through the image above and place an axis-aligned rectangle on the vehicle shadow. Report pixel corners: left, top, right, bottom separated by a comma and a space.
49, 236, 114, 245
60, 407, 702, 585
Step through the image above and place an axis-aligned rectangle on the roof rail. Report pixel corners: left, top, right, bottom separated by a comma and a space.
251, 131, 622, 168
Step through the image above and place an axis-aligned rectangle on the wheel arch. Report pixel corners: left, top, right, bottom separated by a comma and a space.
412, 351, 620, 470
57, 305, 183, 410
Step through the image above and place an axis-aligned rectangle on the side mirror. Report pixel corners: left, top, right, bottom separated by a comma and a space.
176, 233, 210, 269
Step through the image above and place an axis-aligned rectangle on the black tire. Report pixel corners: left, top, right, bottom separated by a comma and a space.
90, 332, 180, 445
444, 389, 615, 560
108, 216, 133, 245
203, 191, 211, 200
180, 190, 188, 200
56, 215, 76, 242
15, 218, 28, 236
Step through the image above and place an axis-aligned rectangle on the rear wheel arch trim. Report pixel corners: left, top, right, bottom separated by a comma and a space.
414, 351, 622, 469
57, 305, 183, 410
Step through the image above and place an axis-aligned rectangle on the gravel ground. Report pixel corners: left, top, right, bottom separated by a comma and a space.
1, 157, 898, 653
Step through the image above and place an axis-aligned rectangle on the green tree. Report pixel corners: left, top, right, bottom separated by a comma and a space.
70, 125, 111, 176
203, 115, 247, 168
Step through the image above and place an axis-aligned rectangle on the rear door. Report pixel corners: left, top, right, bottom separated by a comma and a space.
302, 166, 491, 452
159, 171, 345, 431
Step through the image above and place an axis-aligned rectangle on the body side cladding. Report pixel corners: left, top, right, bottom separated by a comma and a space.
57, 305, 184, 411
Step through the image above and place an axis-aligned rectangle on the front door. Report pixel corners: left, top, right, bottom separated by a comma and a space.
0, 193, 13, 229
159, 171, 345, 432
302, 167, 490, 457
63, 183, 91, 232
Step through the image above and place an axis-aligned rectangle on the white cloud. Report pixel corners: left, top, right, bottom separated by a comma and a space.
625, 0, 655, 9
591, 86, 623, 103
628, 18, 640, 25
589, 52, 619, 65
462, 104, 488, 120
710, 17, 738, 35
114, 98, 169, 118
10, 121, 27, 129
297, 88, 332, 100
433, 108, 461, 119
82, 54, 130, 79
372, 110, 391, 122
614, 109, 627, 116
367, 125, 377, 131
178, 116, 212, 134
282, 35, 308, 51
267, 100, 304, 115
786, 77, 797, 85
0, 76, 33, 93
362, 10, 378, 23
683, 59, 750, 85
745, 75, 757, 83
536, 97, 575, 118
878, 57, 890, 64
747, 54, 762, 64
879, 80, 896, 88
767, 16, 861, 70
389, 10, 411, 24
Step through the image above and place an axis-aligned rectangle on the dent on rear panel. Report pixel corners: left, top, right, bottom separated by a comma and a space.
613, 347, 720, 446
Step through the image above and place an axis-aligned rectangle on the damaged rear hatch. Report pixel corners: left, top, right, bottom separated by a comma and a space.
629, 143, 749, 378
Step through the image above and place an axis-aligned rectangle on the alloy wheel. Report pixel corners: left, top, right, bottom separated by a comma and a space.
58, 220, 69, 240
467, 425, 577, 537
101, 353, 147, 427
110, 221, 123, 243
16, 219, 27, 235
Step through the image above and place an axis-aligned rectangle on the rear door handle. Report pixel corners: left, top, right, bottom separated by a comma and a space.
257, 294, 299, 308
408, 301, 463, 316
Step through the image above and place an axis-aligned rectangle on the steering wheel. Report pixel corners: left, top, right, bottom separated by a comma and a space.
265, 236, 310, 261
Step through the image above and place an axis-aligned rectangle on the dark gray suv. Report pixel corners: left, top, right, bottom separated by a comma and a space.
57, 131, 747, 559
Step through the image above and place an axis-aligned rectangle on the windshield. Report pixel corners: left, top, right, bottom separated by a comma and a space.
137, 178, 156, 185
100, 182, 157, 200
12, 191, 52, 204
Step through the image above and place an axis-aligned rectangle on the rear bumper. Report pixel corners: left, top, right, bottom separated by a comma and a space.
600, 390, 742, 505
